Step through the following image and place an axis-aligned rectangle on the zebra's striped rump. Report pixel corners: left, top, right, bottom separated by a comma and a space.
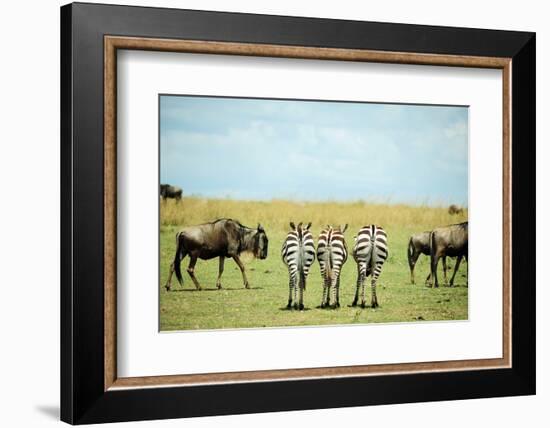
317, 224, 348, 308
352, 225, 388, 308
281, 222, 316, 310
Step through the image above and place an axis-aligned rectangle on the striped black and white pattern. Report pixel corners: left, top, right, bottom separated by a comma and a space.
352, 225, 388, 308
281, 222, 316, 310
317, 225, 348, 308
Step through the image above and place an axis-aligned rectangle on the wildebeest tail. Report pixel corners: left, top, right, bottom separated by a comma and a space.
407, 237, 414, 270
429, 231, 437, 276
174, 232, 185, 285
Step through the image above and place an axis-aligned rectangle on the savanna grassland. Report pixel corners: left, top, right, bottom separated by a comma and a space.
160, 198, 468, 331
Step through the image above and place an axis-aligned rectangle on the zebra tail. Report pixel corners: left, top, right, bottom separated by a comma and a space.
326, 245, 333, 281
299, 243, 306, 291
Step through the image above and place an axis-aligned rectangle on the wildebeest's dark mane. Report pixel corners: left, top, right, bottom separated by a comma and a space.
208, 218, 258, 254
211, 218, 251, 230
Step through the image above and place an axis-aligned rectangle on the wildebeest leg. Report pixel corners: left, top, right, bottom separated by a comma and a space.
424, 272, 432, 285
449, 255, 463, 286
216, 256, 225, 289
165, 263, 176, 291
186, 256, 202, 290
233, 255, 249, 289
442, 256, 449, 285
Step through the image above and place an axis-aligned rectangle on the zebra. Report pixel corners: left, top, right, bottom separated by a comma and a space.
352, 225, 389, 308
317, 224, 348, 308
281, 222, 316, 310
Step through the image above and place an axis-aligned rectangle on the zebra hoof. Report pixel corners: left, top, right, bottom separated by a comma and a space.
216, 284, 222, 289
165, 285, 171, 292
298, 304, 304, 311
360, 302, 366, 309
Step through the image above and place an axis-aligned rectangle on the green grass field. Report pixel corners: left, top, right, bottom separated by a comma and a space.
159, 198, 468, 331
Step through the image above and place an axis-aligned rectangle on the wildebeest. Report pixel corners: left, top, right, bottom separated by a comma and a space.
429, 222, 468, 288
160, 184, 182, 201
352, 225, 388, 308
281, 222, 315, 310
164, 218, 268, 291
408, 231, 450, 285
317, 224, 348, 308
448, 204, 464, 215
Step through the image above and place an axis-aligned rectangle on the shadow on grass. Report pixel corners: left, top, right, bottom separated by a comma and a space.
169, 287, 263, 292
278, 306, 313, 311
314, 305, 346, 310
345, 304, 380, 309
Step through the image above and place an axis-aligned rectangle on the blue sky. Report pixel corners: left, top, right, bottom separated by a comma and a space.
160, 95, 468, 206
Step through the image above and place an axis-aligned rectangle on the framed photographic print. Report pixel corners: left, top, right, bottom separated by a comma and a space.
61, 2, 535, 424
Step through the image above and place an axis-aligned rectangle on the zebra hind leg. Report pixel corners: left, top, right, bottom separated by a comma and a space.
352, 263, 364, 307
371, 261, 384, 308
293, 276, 299, 310
298, 279, 305, 311
371, 278, 379, 308
293, 273, 300, 310
360, 272, 367, 308
328, 276, 338, 309
287, 275, 293, 309
336, 277, 341, 308
321, 273, 330, 308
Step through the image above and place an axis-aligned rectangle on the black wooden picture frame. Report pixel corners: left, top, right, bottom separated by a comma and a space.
61, 2, 535, 424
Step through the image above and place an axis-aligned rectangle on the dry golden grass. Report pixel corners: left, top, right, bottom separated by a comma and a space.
161, 197, 467, 233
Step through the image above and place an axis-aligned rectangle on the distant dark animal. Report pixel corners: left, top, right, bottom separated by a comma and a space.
352, 225, 388, 308
164, 219, 268, 291
448, 204, 464, 215
160, 184, 182, 201
281, 222, 316, 310
317, 224, 348, 308
429, 222, 468, 288
408, 231, 450, 285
